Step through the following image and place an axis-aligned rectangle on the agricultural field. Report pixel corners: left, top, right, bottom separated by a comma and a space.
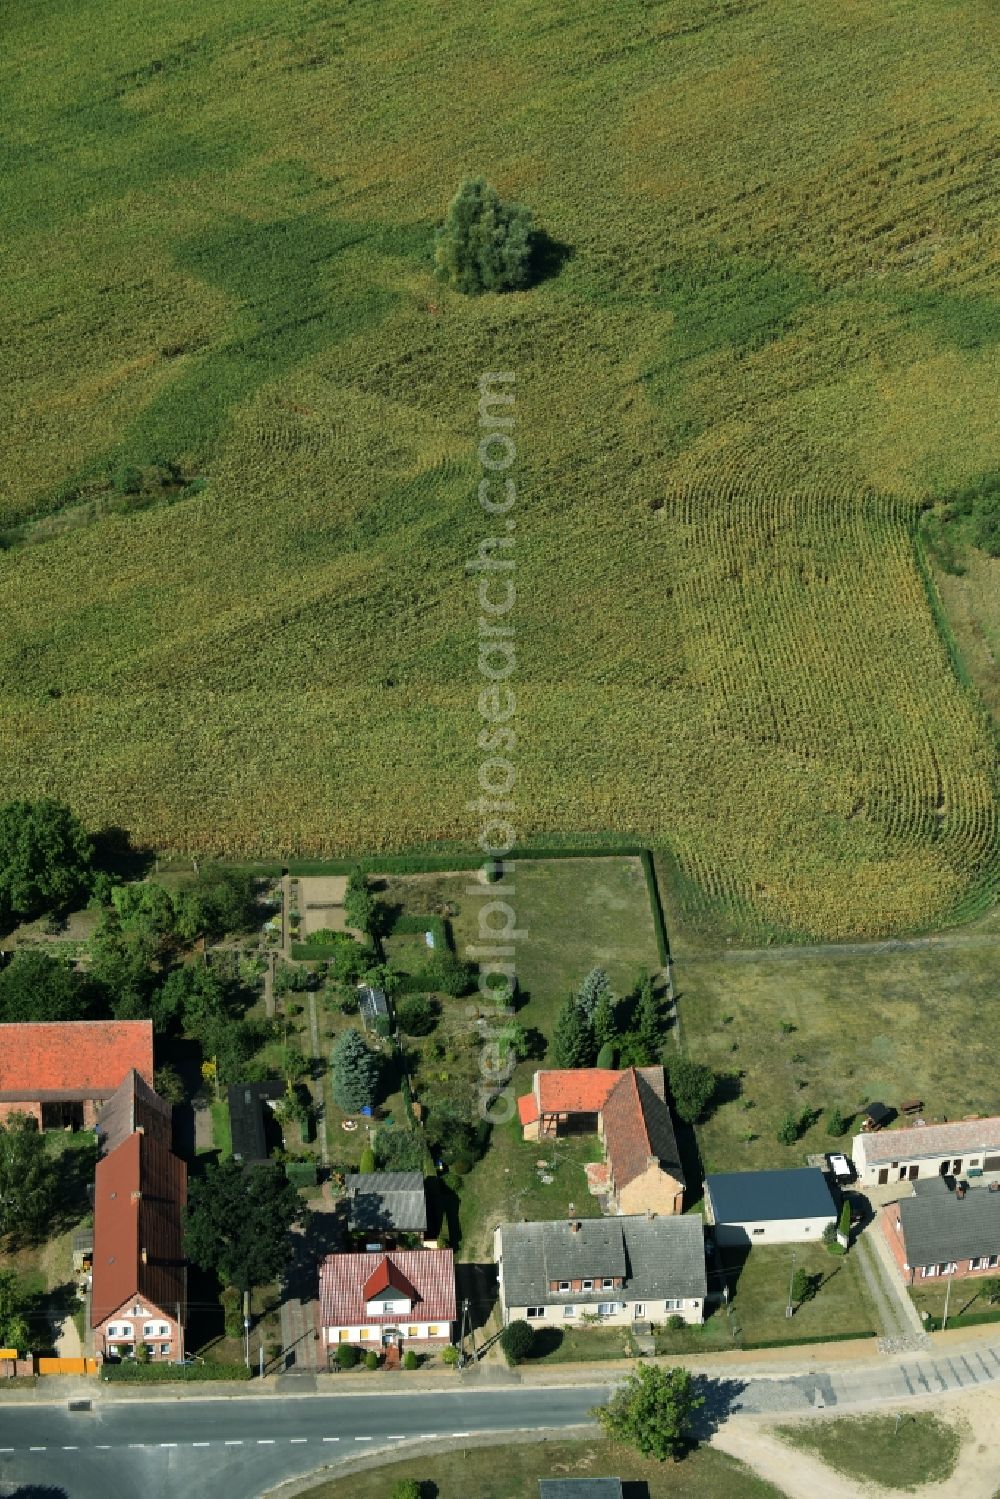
2, 0, 999, 939
677, 929, 1000, 1174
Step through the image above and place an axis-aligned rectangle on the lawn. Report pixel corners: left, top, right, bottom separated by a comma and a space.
908, 1279, 1000, 1329
1, 0, 998, 943
700, 1243, 875, 1349
775, 1413, 963, 1491
297, 1437, 783, 1499
676, 937, 1000, 1174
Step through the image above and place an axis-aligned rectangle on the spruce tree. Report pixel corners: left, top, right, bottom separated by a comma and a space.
593, 989, 617, 1053
634, 973, 662, 1061
577, 967, 611, 1024
551, 993, 594, 1069
331, 1028, 380, 1113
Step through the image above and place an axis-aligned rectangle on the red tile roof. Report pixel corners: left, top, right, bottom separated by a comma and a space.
532, 1070, 622, 1115
0, 1021, 153, 1101
319, 1250, 456, 1329
96, 1069, 172, 1158
362, 1257, 418, 1303
91, 1130, 187, 1328
517, 1092, 539, 1126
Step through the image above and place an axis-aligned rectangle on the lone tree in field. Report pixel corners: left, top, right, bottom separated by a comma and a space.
331, 1027, 380, 1113
593, 1363, 704, 1462
184, 1156, 302, 1295
435, 177, 534, 295
0, 798, 94, 922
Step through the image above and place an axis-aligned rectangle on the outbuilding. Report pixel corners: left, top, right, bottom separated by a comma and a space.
704, 1168, 837, 1247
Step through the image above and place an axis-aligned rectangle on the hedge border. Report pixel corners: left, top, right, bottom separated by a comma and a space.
102, 1360, 252, 1382
640, 849, 670, 965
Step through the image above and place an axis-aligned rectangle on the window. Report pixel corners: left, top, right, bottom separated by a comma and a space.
921, 1265, 937, 1278
408, 1326, 419, 1337
941, 1262, 958, 1275
359, 1328, 370, 1340
526, 1308, 544, 1319
582, 1280, 593, 1291
664, 1299, 683, 1311
752, 1228, 765, 1237
563, 1306, 576, 1318
558, 1281, 570, 1292
990, 1256, 999, 1269
427, 1326, 440, 1337
597, 1302, 617, 1316
601, 1278, 614, 1289
159, 1344, 170, 1356
338, 1330, 349, 1342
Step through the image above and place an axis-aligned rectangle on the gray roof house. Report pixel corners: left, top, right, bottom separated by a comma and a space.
345, 1171, 428, 1238
539, 1482, 625, 1499
495, 1214, 707, 1329
886, 1176, 1000, 1282
705, 1168, 837, 1247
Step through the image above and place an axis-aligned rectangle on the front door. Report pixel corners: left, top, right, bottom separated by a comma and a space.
382, 1327, 400, 1348
878, 1168, 889, 1185
908, 1165, 919, 1181
632, 1304, 645, 1319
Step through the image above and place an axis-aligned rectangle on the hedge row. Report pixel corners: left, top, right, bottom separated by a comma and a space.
390, 912, 453, 950
290, 942, 342, 960
737, 1329, 876, 1350
640, 850, 670, 966
923, 1305, 1000, 1332
103, 1360, 252, 1382
285, 1161, 319, 1187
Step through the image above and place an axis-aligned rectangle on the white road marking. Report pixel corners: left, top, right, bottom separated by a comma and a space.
160, 1442, 177, 1448
62, 1445, 79, 1451
290, 1437, 307, 1443
452, 1431, 471, 1437
129, 1443, 145, 1449
225, 1439, 243, 1446
96, 1444, 111, 1450
0, 1448, 13, 1453
322, 1436, 340, 1443
192, 1441, 210, 1447
29, 1446, 46, 1452
257, 1439, 275, 1445
354, 1436, 372, 1441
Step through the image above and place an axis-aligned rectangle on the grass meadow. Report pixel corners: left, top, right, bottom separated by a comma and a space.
2, 0, 999, 938
677, 930, 1000, 1174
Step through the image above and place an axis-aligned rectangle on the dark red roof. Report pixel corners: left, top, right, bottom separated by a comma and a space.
522, 1069, 622, 1117
319, 1250, 456, 1328
0, 1021, 153, 1100
96, 1069, 172, 1158
362, 1256, 418, 1303
91, 1130, 187, 1327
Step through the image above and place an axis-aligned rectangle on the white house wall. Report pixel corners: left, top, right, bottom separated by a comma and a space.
713, 1215, 834, 1248
852, 1136, 999, 1187
323, 1322, 452, 1345
504, 1298, 703, 1328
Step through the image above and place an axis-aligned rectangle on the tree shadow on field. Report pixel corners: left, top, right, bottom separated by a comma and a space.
530, 228, 574, 286
90, 824, 156, 880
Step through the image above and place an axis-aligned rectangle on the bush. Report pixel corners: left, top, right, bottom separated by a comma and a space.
391, 1482, 423, 1499
777, 1111, 801, 1146
666, 1314, 685, 1332
396, 995, 439, 1037
220, 1286, 243, 1341
335, 1344, 359, 1370
365, 1349, 380, 1370
666, 1055, 716, 1123
440, 1344, 460, 1366
825, 1107, 847, 1137
402, 1349, 419, 1370
358, 1145, 376, 1175
500, 1319, 534, 1364
435, 178, 534, 295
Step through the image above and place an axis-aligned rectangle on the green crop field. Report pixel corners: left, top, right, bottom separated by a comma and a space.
2, 0, 999, 938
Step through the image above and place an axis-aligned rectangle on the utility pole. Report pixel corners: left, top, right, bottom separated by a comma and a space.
942, 1273, 953, 1331
243, 1289, 251, 1370
785, 1249, 797, 1319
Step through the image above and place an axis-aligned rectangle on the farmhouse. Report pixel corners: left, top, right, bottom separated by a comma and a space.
91, 1126, 187, 1362
344, 1171, 428, 1242
0, 1020, 154, 1129
852, 1117, 1000, 1187
517, 1067, 685, 1215
882, 1176, 1000, 1284
96, 1068, 173, 1158
494, 1214, 707, 1329
318, 1248, 456, 1357
704, 1168, 837, 1247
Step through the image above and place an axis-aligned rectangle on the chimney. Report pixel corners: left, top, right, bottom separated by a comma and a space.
569, 1220, 581, 1233
131, 1190, 142, 1202
141, 1248, 148, 1265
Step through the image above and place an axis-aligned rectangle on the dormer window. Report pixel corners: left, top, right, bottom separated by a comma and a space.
582, 1280, 593, 1290
558, 1281, 570, 1292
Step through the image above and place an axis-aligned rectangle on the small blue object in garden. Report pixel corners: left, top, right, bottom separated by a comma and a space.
361, 1106, 372, 1117
425, 930, 435, 947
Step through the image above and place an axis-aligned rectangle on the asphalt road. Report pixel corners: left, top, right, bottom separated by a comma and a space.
0, 1386, 611, 1499
5, 1341, 1000, 1499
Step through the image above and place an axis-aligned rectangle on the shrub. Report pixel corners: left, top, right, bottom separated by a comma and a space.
220, 1286, 243, 1341
776, 1112, 800, 1146
391, 1482, 423, 1499
825, 1107, 847, 1137
596, 1041, 616, 1069
335, 1344, 359, 1370
396, 995, 439, 1036
358, 1145, 376, 1175
440, 1344, 460, 1366
435, 177, 534, 295
402, 1349, 418, 1370
666, 1055, 716, 1123
666, 1314, 685, 1332
500, 1319, 534, 1364
365, 1349, 380, 1370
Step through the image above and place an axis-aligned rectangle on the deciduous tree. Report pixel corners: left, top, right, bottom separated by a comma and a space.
184, 1157, 302, 1294
594, 1363, 704, 1462
0, 1115, 58, 1248
0, 798, 94, 921
667, 1055, 716, 1123
435, 178, 534, 295
0, 949, 87, 1024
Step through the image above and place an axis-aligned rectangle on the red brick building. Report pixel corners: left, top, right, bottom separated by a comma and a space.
91, 1127, 187, 1362
881, 1175, 1000, 1284
0, 1020, 154, 1130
